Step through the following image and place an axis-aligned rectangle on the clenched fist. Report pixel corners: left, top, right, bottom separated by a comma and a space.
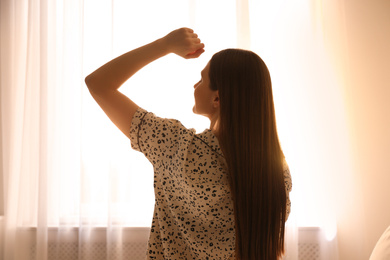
162, 28, 205, 59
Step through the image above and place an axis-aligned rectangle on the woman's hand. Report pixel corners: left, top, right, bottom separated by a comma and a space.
162, 28, 205, 59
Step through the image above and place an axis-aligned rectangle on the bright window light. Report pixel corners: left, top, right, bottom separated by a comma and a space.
49, 0, 351, 231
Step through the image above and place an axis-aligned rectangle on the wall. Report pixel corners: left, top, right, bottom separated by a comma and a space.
325, 0, 390, 259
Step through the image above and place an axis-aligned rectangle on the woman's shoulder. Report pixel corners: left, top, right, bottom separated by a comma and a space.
132, 107, 196, 135
130, 107, 197, 156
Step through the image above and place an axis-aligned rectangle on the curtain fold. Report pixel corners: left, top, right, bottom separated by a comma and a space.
0, 0, 349, 259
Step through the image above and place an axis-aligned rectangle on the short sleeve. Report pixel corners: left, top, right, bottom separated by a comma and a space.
129, 107, 195, 165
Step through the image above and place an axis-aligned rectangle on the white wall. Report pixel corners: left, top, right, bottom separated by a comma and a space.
324, 0, 390, 259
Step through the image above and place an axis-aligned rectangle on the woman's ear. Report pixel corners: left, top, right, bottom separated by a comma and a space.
213, 91, 220, 108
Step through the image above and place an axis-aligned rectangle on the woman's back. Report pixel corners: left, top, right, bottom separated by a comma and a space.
129, 107, 292, 259
130, 107, 235, 259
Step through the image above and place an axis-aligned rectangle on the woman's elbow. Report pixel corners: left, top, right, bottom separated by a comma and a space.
84, 74, 101, 94
84, 74, 94, 88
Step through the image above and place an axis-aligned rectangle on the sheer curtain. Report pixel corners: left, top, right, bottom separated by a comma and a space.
1, 0, 349, 259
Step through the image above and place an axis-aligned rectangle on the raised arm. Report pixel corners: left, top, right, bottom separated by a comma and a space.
85, 28, 205, 138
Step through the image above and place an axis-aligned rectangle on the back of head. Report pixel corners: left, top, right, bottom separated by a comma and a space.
209, 49, 287, 260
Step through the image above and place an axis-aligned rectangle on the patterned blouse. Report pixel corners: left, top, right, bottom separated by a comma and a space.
130, 107, 292, 260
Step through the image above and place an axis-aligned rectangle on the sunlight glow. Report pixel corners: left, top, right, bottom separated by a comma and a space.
323, 220, 338, 241
65, 0, 353, 229
78, 0, 237, 227
249, 0, 353, 229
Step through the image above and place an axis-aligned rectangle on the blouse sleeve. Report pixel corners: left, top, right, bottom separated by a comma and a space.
129, 107, 195, 165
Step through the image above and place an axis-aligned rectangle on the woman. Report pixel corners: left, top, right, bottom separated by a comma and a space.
85, 27, 292, 260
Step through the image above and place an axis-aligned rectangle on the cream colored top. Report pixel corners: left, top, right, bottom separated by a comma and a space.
130, 107, 292, 259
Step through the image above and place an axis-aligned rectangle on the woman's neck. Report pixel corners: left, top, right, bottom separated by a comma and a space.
209, 115, 220, 138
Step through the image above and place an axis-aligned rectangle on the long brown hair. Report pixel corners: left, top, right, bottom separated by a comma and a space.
209, 49, 287, 260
